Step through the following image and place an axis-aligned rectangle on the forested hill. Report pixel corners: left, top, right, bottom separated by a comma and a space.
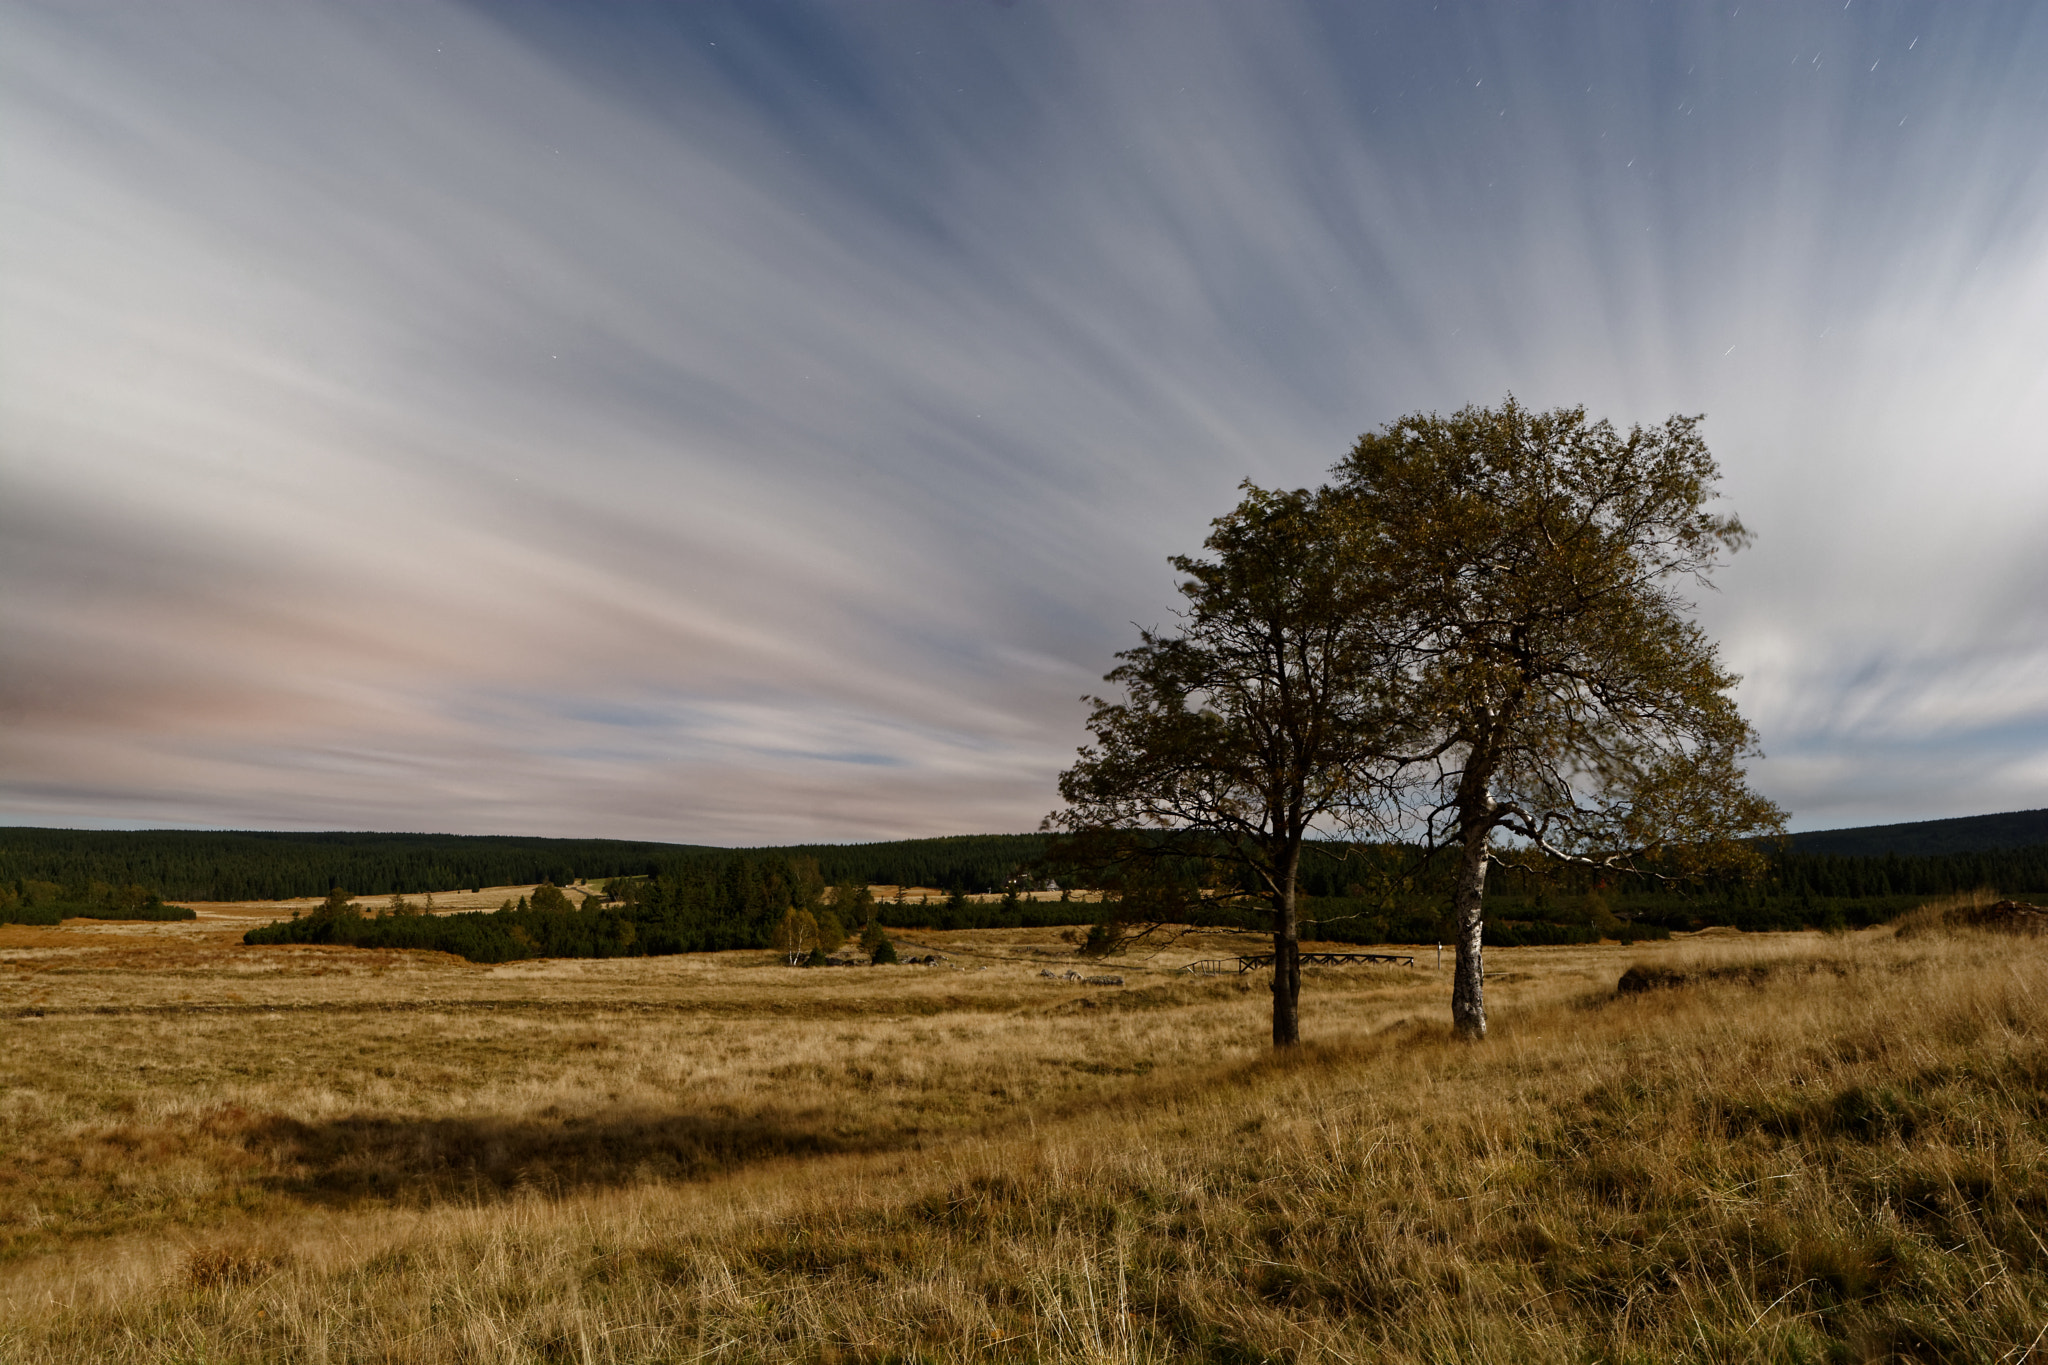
752, 834, 1048, 894
1788, 809, 2048, 858
10, 813, 2048, 906
0, 828, 1050, 902
0, 829, 715, 902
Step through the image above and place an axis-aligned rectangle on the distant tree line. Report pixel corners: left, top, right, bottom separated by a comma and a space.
244, 884, 640, 963
0, 828, 1051, 903
0, 829, 713, 902
247, 854, 872, 964
750, 834, 1051, 896
1148, 840, 2048, 946
1786, 808, 2048, 858
234, 837, 2048, 965
24, 826, 2048, 955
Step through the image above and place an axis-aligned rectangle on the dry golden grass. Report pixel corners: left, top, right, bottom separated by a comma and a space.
174, 884, 605, 921
3, 911, 2045, 1362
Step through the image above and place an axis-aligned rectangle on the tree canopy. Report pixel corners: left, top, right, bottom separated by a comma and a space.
1336, 398, 1784, 1037
1048, 485, 1407, 1046
1053, 398, 1784, 1046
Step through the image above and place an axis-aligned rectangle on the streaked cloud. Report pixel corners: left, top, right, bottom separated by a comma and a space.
3, 0, 2044, 839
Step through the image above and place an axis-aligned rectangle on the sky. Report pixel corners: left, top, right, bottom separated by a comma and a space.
3, 0, 2045, 845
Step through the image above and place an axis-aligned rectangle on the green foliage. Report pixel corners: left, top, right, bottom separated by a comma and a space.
619, 854, 824, 953
0, 829, 709, 902
815, 909, 847, 954
528, 882, 574, 914
1335, 398, 1786, 872
1048, 484, 1406, 1042
1331, 399, 1787, 1036
0, 877, 192, 925
1049, 486, 1399, 867
0, 903, 60, 926
773, 907, 819, 956
229, 838, 2048, 961
1078, 919, 1126, 957
246, 898, 638, 963
828, 878, 872, 929
868, 934, 898, 964
0, 828, 1053, 903
248, 852, 821, 963
752, 834, 1049, 895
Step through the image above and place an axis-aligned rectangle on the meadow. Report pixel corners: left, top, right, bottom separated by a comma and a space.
1, 892, 2044, 1362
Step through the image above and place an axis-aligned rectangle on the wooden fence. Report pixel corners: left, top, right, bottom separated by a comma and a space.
1180, 951, 1416, 975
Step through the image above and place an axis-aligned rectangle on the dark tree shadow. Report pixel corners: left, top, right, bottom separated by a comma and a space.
231, 1107, 910, 1207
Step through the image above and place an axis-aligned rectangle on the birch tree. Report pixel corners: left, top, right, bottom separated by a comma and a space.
1333, 399, 1785, 1039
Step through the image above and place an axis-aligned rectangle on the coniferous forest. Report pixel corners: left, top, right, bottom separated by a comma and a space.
0, 828, 1047, 902
243, 853, 818, 963
10, 821, 2047, 958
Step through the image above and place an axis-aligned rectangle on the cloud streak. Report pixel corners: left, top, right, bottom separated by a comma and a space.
3, 0, 2045, 839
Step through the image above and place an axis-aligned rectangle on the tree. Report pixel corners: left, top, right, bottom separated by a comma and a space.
529, 882, 574, 914
772, 906, 819, 959
860, 918, 900, 964
829, 878, 874, 934
1333, 398, 1785, 1039
815, 908, 847, 954
1049, 485, 1405, 1046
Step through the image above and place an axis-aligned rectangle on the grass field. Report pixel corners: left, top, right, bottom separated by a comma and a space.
2, 893, 2044, 1362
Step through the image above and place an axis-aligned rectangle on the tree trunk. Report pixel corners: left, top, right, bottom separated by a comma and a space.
1450, 827, 1490, 1039
1272, 846, 1302, 1048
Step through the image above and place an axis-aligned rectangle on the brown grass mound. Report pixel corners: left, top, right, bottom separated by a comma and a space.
1615, 959, 1811, 994
1894, 892, 2048, 940
1946, 899, 2048, 934
1616, 963, 1689, 993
